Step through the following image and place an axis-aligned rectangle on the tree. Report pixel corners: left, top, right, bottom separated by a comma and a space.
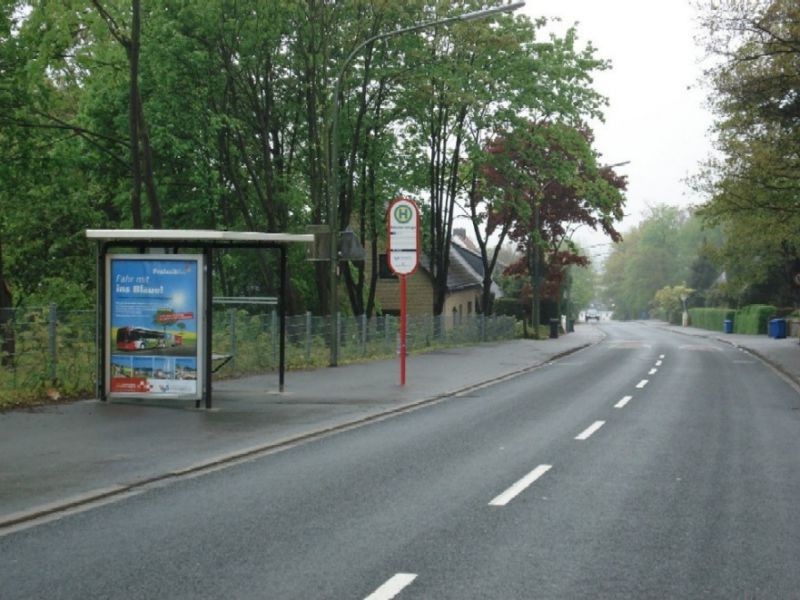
400, 7, 610, 319
602, 207, 712, 319
89, 0, 161, 228
0, 1, 630, 322
694, 0, 800, 306
652, 284, 694, 324
463, 18, 609, 316
487, 121, 625, 332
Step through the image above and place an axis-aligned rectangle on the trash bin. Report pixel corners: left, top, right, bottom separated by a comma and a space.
777, 319, 787, 339
567, 319, 575, 333
723, 319, 733, 334
771, 318, 787, 339
549, 318, 559, 339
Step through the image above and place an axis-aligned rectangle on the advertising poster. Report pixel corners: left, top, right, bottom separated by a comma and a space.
106, 255, 203, 398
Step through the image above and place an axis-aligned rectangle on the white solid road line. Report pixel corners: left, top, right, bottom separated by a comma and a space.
364, 573, 418, 600
489, 464, 553, 507
615, 395, 633, 409
636, 379, 649, 389
575, 420, 606, 440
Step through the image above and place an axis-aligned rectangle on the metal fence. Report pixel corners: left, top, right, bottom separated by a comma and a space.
0, 305, 516, 404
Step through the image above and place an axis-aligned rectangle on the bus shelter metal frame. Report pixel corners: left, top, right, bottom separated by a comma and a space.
86, 229, 314, 409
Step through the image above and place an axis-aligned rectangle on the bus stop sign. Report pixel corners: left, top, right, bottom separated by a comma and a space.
387, 198, 419, 275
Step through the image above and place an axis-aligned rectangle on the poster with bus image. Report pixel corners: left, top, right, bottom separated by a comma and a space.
106, 255, 203, 399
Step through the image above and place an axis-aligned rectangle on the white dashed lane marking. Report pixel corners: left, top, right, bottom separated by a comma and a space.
575, 421, 606, 441
615, 396, 632, 409
364, 573, 418, 600
489, 465, 553, 507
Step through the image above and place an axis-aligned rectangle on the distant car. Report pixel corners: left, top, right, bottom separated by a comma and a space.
585, 308, 600, 322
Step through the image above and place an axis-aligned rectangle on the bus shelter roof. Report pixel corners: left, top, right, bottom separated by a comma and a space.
86, 229, 314, 245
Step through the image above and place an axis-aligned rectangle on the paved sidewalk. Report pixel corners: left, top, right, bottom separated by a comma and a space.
0, 325, 604, 527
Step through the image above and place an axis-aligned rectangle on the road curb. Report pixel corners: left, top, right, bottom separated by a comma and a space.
645, 322, 800, 389
0, 336, 602, 530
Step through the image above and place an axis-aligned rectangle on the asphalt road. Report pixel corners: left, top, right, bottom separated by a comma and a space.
3, 321, 800, 599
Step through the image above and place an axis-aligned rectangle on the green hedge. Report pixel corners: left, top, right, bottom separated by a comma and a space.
688, 308, 735, 331
688, 305, 777, 334
734, 304, 777, 335
494, 297, 526, 321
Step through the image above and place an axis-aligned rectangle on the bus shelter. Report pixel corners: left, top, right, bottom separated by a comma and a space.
86, 229, 313, 409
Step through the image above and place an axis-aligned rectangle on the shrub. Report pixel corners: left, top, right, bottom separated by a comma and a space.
734, 304, 777, 335
494, 297, 526, 320
688, 308, 735, 331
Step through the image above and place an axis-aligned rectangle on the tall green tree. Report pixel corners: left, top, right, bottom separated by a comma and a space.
0, 0, 631, 323
602, 207, 710, 319
694, 0, 800, 306
465, 20, 611, 316
485, 121, 625, 330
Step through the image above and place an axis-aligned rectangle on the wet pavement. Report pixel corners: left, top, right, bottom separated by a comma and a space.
1, 321, 798, 528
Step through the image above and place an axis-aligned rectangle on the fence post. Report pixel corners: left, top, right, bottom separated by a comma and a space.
228, 309, 237, 368
305, 311, 312, 361
337, 312, 343, 356
48, 303, 57, 382
271, 309, 278, 366
360, 313, 367, 356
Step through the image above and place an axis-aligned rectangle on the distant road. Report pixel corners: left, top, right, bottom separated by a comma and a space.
3, 322, 799, 598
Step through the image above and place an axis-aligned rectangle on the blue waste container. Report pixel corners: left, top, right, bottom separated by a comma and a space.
771, 318, 787, 339
723, 319, 733, 334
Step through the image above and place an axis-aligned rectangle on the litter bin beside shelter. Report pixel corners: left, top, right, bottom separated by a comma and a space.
549, 318, 559, 339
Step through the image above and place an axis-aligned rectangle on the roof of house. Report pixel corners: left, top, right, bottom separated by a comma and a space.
419, 253, 481, 292
446, 247, 484, 292
419, 241, 502, 296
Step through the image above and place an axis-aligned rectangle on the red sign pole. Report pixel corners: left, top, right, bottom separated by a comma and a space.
387, 196, 419, 387
400, 274, 407, 385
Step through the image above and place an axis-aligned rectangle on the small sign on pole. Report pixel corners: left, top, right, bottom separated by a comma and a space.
387, 197, 420, 385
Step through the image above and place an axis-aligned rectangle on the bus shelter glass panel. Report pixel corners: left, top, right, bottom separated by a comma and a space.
106, 254, 205, 400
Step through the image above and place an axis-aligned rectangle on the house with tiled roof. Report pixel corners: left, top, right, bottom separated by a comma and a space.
367, 231, 503, 325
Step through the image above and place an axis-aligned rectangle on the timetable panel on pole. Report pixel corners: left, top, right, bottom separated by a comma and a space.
387, 198, 420, 276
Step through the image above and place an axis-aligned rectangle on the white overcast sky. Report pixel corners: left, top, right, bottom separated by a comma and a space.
520, 0, 715, 256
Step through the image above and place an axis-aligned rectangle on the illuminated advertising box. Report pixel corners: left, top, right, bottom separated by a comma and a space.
105, 255, 204, 399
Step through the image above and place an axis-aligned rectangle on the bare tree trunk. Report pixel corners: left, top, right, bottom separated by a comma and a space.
137, 99, 162, 228
92, 0, 160, 228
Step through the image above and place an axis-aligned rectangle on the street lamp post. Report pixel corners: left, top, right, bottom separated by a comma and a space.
327, 1, 525, 366
680, 293, 689, 327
